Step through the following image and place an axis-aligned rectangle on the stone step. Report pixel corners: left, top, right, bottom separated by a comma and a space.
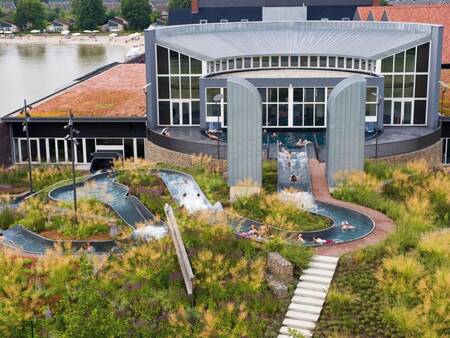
291, 296, 324, 307
297, 281, 329, 292
277, 335, 291, 338
285, 310, 320, 323
308, 261, 337, 271
311, 255, 339, 264
303, 268, 335, 278
288, 303, 323, 315
300, 274, 332, 285
295, 288, 327, 299
282, 318, 316, 331
279, 326, 313, 337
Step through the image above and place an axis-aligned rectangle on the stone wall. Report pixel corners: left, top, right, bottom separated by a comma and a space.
368, 140, 442, 168
145, 139, 227, 173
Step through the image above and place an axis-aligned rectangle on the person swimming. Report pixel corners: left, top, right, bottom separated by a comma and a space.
341, 221, 356, 231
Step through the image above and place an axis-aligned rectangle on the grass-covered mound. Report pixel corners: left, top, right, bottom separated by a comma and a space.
0, 196, 126, 240
0, 165, 83, 194
315, 160, 450, 338
0, 212, 313, 337
232, 192, 331, 233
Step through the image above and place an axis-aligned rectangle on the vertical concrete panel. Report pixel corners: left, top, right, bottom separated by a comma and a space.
145, 29, 157, 129
428, 25, 443, 129
326, 76, 367, 187
227, 77, 262, 199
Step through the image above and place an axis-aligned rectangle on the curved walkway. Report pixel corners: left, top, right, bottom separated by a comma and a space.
308, 158, 396, 256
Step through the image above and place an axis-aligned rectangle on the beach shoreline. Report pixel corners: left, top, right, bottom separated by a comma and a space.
0, 34, 144, 50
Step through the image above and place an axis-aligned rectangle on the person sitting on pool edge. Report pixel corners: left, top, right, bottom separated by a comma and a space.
341, 221, 356, 231
297, 233, 305, 244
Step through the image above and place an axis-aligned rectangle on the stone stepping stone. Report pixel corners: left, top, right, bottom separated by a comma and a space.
288, 303, 323, 315
291, 295, 325, 307
300, 274, 332, 284
286, 310, 320, 322
297, 281, 329, 292
295, 288, 327, 299
308, 261, 337, 271
303, 268, 335, 278
311, 255, 339, 264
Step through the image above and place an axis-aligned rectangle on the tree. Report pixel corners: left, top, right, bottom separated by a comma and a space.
14, 0, 47, 30
168, 0, 191, 10
121, 0, 151, 31
72, 0, 105, 30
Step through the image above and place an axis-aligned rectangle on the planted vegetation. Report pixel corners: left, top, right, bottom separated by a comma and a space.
0, 212, 312, 337
232, 192, 331, 233
316, 160, 450, 338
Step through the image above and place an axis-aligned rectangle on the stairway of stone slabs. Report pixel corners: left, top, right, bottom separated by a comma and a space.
278, 255, 339, 338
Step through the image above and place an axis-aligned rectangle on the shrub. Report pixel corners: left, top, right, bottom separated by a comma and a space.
0, 207, 18, 230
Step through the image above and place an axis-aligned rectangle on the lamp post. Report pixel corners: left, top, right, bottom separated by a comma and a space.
213, 93, 224, 160
21, 99, 33, 193
439, 81, 448, 114
143, 82, 151, 130
64, 110, 80, 223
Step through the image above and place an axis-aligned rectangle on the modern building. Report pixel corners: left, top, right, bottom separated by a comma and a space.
1, 62, 146, 166
355, 4, 450, 164
169, 0, 377, 26
144, 20, 444, 163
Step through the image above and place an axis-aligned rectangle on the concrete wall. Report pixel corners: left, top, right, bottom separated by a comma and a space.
145, 29, 158, 129
227, 77, 262, 198
326, 76, 367, 186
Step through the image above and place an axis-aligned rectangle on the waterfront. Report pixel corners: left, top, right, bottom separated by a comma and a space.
0, 43, 128, 116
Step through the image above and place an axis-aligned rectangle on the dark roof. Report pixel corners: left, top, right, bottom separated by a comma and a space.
0, 20, 18, 26
197, 0, 373, 7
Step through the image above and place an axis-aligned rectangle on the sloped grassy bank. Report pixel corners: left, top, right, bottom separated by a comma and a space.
315, 160, 450, 338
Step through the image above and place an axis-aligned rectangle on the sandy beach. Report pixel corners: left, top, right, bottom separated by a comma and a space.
0, 33, 144, 51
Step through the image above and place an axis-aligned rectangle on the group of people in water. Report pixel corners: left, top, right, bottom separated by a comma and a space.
279, 138, 311, 183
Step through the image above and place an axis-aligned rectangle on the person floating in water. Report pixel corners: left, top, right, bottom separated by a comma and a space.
313, 236, 335, 245
290, 175, 298, 182
341, 221, 355, 231
86, 242, 95, 253
297, 233, 305, 244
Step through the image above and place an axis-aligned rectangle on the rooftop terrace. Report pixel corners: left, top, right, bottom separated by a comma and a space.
12, 64, 146, 119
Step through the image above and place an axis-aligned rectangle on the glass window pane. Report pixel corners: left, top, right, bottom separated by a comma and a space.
236, 58, 243, 69
228, 59, 235, 70
279, 88, 288, 102
393, 75, 403, 97
393, 101, 402, 124
253, 57, 260, 68
206, 88, 221, 102
191, 101, 200, 124
262, 56, 269, 68
290, 56, 298, 67
86, 139, 95, 162
305, 88, 314, 102
315, 104, 325, 126
383, 100, 392, 124
338, 57, 345, 68
244, 57, 251, 68
158, 102, 170, 124
268, 104, 277, 126
20, 139, 28, 162
157, 77, 169, 99
180, 54, 189, 74
124, 139, 134, 160
258, 88, 267, 102
206, 104, 220, 117
39, 139, 47, 163
405, 48, 415, 72
279, 104, 288, 126
346, 58, 352, 69
271, 56, 279, 67
328, 56, 336, 68
170, 77, 180, 99
281, 56, 289, 67
223, 104, 227, 126
57, 140, 65, 162
404, 75, 414, 97
381, 55, 393, 73
394, 52, 404, 73
361, 59, 366, 71
170, 50, 179, 74
96, 139, 123, 146
385, 75, 393, 98
413, 100, 426, 124
14, 139, 20, 162
315, 88, 325, 102
293, 88, 303, 102
366, 87, 377, 102
416, 43, 429, 73
182, 102, 190, 124
191, 77, 199, 99
319, 56, 327, 67
403, 101, 412, 124
304, 104, 314, 126
366, 103, 377, 117
293, 104, 303, 126
300, 56, 308, 67
269, 88, 278, 102
262, 105, 267, 126
31, 140, 38, 162
415, 75, 427, 98
221, 60, 227, 71
191, 58, 202, 74
310, 56, 318, 67
172, 102, 180, 124
180, 77, 190, 99
136, 139, 145, 159
157, 46, 169, 74
354, 58, 360, 70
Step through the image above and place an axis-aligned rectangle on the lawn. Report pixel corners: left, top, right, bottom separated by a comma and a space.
315, 160, 450, 338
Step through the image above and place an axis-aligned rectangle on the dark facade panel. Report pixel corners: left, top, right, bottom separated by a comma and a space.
10, 122, 146, 138
307, 6, 358, 20
169, 7, 262, 25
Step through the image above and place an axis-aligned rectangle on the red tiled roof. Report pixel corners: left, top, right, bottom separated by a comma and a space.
355, 5, 450, 64
24, 64, 146, 118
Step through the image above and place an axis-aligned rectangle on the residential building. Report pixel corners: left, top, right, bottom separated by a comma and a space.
0, 20, 20, 33
101, 17, 128, 32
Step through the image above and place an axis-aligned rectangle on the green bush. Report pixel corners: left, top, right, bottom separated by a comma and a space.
0, 208, 18, 230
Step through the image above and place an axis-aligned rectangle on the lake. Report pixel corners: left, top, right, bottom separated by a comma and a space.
0, 43, 128, 116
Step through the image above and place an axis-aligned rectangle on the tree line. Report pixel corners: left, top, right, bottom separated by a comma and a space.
0, 0, 159, 31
